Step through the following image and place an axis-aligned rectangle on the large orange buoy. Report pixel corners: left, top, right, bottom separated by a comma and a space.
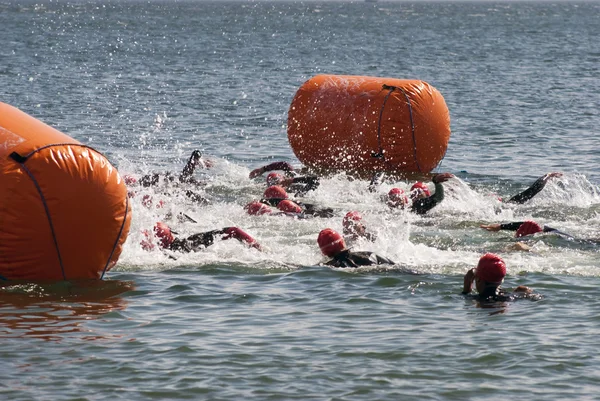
0, 103, 131, 281
287, 75, 451, 176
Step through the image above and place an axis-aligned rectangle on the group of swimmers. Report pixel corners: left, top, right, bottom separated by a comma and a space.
124, 150, 567, 303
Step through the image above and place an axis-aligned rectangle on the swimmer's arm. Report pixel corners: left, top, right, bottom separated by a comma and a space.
462, 268, 476, 294
249, 161, 295, 178
506, 172, 562, 204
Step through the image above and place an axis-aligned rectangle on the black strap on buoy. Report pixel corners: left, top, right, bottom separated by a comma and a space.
101, 194, 130, 280
372, 84, 396, 161
373, 84, 421, 172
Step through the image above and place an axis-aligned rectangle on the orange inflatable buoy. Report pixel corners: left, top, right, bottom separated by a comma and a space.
287, 75, 451, 176
0, 102, 131, 281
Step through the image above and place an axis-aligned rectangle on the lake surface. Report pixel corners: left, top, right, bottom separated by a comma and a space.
1, 1, 600, 400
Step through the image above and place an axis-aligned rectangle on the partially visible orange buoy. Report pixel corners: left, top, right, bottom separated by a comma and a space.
287, 75, 451, 176
0, 102, 131, 281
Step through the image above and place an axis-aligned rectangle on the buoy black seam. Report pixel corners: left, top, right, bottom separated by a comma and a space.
20, 143, 101, 160
396, 87, 421, 172
19, 163, 67, 281
373, 85, 396, 162
101, 195, 129, 280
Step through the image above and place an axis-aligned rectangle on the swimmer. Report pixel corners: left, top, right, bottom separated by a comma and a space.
259, 185, 335, 218
342, 211, 377, 243
264, 172, 320, 196
480, 220, 600, 251
142, 222, 262, 252
384, 172, 455, 215
462, 253, 533, 301
317, 228, 394, 268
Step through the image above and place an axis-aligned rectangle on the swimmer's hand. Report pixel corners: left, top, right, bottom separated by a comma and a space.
514, 285, 532, 293
543, 172, 563, 181
432, 172, 454, 184
480, 223, 501, 232
506, 242, 531, 252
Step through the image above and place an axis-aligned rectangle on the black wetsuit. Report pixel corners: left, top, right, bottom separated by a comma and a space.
324, 249, 395, 268
168, 229, 226, 253
506, 175, 552, 204
260, 198, 335, 218
287, 175, 320, 196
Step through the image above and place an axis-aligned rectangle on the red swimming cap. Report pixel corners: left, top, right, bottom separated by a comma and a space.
123, 174, 138, 186
278, 199, 302, 214
410, 182, 431, 198
475, 253, 507, 283
387, 188, 409, 208
266, 172, 284, 186
515, 221, 543, 238
154, 222, 175, 249
245, 201, 272, 215
343, 211, 362, 229
317, 228, 346, 257
263, 185, 288, 200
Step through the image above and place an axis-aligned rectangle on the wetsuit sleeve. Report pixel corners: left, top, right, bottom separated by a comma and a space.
506, 176, 548, 204
184, 230, 225, 250
411, 182, 444, 215
262, 162, 294, 173
499, 222, 525, 231
291, 175, 320, 191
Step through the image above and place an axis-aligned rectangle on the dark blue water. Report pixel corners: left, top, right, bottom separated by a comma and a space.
1, 1, 600, 400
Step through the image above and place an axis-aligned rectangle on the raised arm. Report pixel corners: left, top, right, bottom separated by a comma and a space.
506, 172, 562, 204
411, 173, 454, 215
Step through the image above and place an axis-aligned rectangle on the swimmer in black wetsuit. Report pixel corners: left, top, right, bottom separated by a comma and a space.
317, 228, 394, 268
125, 150, 211, 205
258, 185, 335, 218
462, 253, 534, 302
383, 172, 455, 215
142, 222, 262, 252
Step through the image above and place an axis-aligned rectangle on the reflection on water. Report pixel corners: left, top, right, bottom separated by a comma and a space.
0, 280, 135, 342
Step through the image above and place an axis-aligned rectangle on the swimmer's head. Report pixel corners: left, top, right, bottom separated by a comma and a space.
387, 188, 409, 208
277, 199, 302, 214
263, 185, 288, 200
266, 172, 285, 186
154, 222, 175, 249
475, 253, 506, 284
410, 182, 430, 200
318, 228, 347, 257
245, 201, 272, 216
516, 221, 543, 238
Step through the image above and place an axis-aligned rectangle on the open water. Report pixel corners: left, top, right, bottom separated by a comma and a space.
1, 1, 600, 400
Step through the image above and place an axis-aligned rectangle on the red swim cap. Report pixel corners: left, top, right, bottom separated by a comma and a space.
263, 185, 288, 200
245, 201, 272, 215
123, 174, 138, 186
410, 182, 431, 198
387, 188, 409, 208
154, 222, 175, 249
278, 199, 302, 214
343, 211, 362, 229
475, 253, 507, 283
317, 228, 346, 257
515, 221, 543, 238
266, 172, 284, 186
